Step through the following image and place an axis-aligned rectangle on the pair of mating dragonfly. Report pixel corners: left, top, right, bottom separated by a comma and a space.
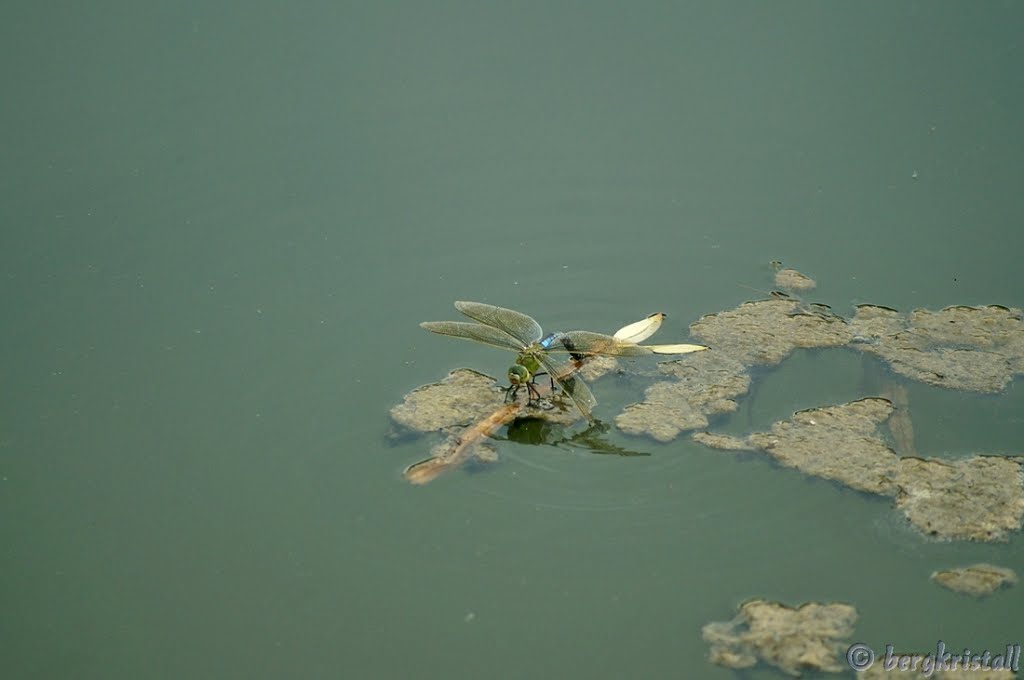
421, 301, 708, 423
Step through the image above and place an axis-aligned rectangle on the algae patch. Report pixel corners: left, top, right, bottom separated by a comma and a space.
894, 455, 1024, 542
391, 368, 507, 433
748, 397, 901, 495
703, 599, 857, 676
615, 351, 750, 442
773, 265, 817, 293
690, 298, 852, 366
694, 398, 1024, 541
931, 563, 1018, 597
622, 298, 1023, 441
850, 304, 1024, 393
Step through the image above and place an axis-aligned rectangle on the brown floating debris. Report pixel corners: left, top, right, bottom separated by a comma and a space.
893, 456, 1024, 541
931, 563, 1018, 598
703, 599, 857, 676
690, 431, 751, 451
403, 403, 518, 485
774, 266, 817, 293
850, 304, 1024, 393
614, 382, 707, 442
690, 298, 851, 366
747, 398, 901, 495
695, 398, 1024, 541
390, 368, 508, 433
880, 382, 918, 457
616, 352, 750, 442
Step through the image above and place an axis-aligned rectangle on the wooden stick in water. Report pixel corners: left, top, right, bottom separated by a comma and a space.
403, 403, 523, 485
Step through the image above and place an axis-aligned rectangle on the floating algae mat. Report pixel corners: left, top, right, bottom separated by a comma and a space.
931, 563, 1018, 598
702, 588, 1019, 677
773, 264, 817, 292
689, 297, 852, 366
849, 304, 1024, 393
391, 368, 511, 434
702, 599, 858, 676
614, 351, 751, 442
693, 398, 1024, 541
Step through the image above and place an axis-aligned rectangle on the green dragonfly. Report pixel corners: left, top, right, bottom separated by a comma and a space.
420, 301, 708, 422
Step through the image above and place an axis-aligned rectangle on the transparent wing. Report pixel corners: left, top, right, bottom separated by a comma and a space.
420, 321, 524, 353
549, 330, 654, 357
454, 301, 543, 346
538, 354, 597, 422
547, 331, 710, 357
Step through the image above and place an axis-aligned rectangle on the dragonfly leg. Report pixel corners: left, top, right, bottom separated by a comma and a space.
532, 371, 557, 393
526, 381, 542, 404
504, 384, 520, 403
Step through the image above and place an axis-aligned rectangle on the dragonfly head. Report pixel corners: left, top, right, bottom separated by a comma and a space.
507, 364, 530, 386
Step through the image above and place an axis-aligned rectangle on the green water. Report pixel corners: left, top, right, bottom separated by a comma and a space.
2, 2, 1022, 678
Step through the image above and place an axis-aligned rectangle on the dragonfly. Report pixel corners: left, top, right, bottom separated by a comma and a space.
420, 301, 708, 422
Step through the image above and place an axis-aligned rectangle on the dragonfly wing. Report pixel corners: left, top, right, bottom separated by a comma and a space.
644, 343, 709, 354
552, 330, 654, 357
538, 354, 597, 422
612, 313, 665, 343
552, 331, 709, 356
420, 321, 524, 352
454, 301, 543, 345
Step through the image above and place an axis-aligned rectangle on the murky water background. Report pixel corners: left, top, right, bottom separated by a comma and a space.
2, 2, 1022, 678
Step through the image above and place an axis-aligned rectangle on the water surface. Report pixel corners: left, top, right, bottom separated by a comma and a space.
2, 2, 1022, 678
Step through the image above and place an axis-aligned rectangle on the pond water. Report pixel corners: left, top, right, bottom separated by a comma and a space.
2, 2, 1022, 678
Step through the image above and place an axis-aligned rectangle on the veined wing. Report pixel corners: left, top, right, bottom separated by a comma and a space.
549, 330, 709, 357
419, 321, 525, 353
454, 301, 543, 346
547, 330, 655, 357
537, 353, 597, 423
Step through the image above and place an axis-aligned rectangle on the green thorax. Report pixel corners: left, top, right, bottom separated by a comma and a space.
514, 346, 543, 376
